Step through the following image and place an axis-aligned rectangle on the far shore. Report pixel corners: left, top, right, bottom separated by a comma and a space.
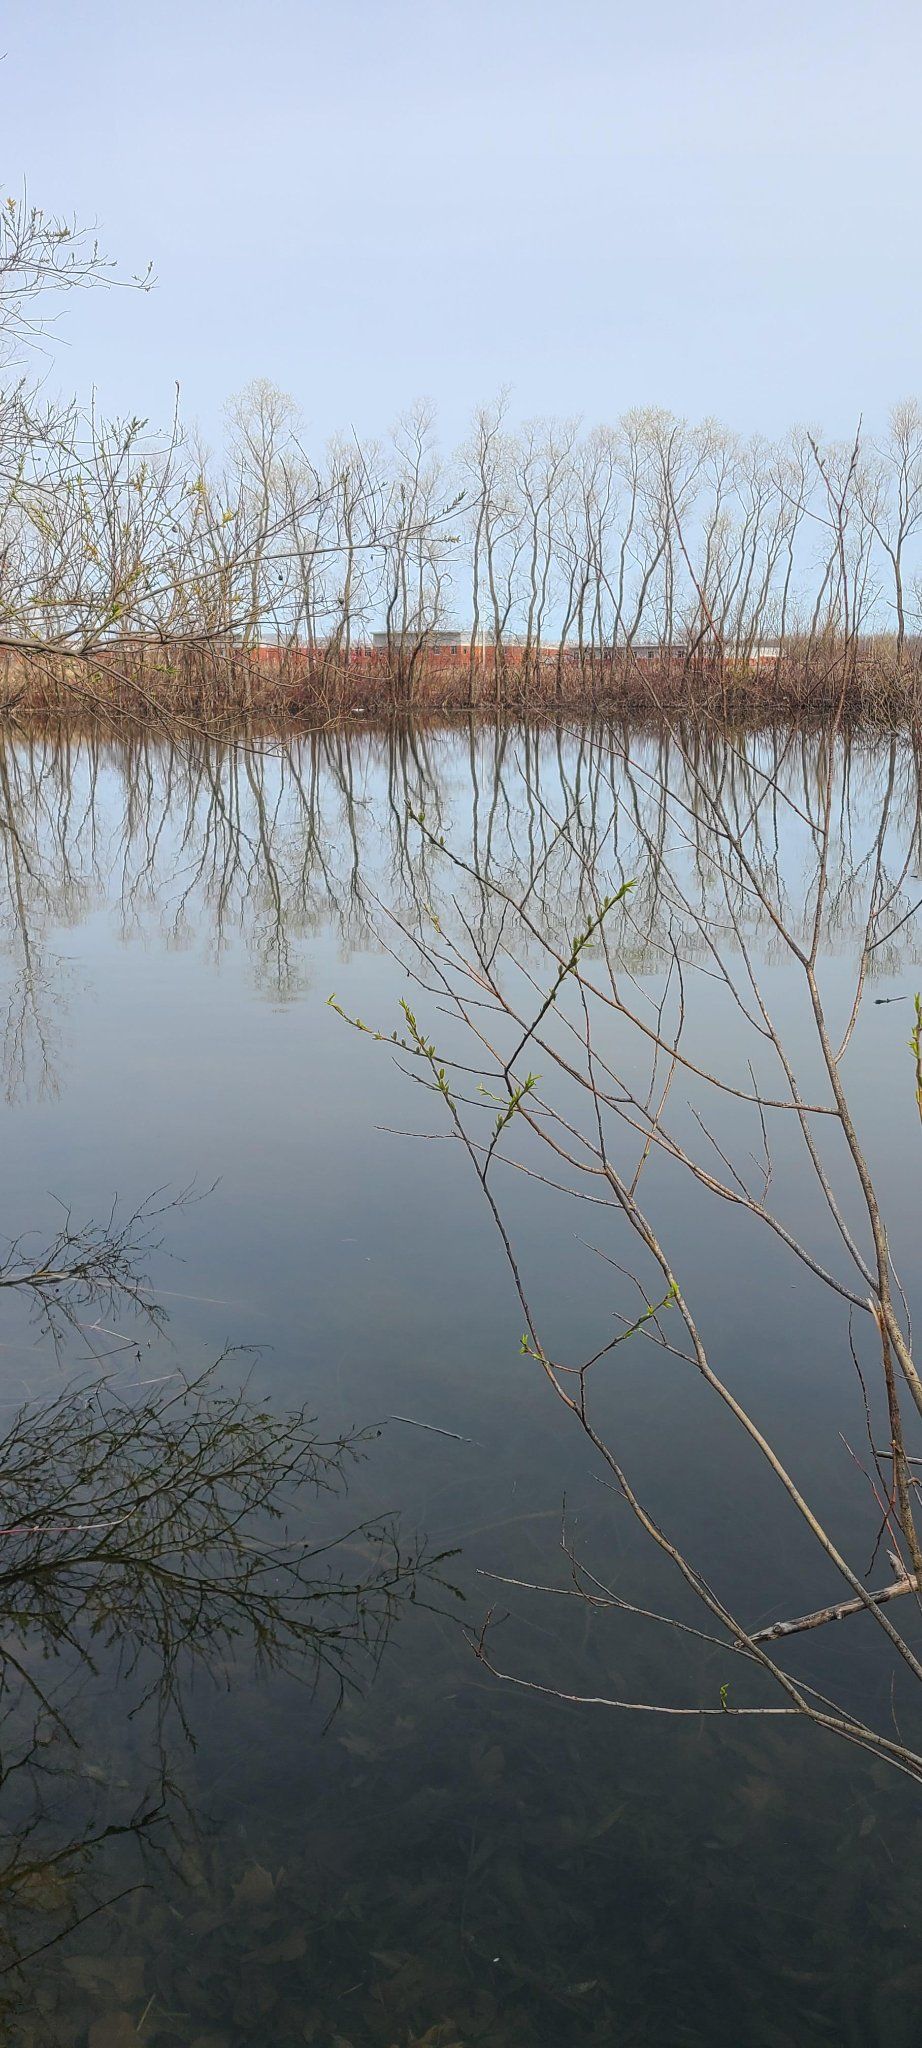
4, 641, 922, 733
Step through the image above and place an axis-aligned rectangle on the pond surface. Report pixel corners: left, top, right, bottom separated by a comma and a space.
1, 720, 922, 2046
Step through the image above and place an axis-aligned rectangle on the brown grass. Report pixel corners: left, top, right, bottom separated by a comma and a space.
3, 639, 922, 731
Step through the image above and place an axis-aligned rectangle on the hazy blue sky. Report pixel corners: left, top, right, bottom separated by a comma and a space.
4, 0, 921, 450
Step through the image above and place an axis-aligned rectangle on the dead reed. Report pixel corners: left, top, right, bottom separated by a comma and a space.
4, 639, 922, 731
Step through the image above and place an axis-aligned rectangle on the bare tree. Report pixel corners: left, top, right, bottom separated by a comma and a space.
860, 399, 922, 662
340, 717, 922, 1784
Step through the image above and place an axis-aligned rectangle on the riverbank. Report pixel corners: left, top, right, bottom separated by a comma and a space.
4, 641, 922, 730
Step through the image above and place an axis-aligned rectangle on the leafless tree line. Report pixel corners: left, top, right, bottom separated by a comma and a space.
4, 191, 922, 717
9, 385, 922, 713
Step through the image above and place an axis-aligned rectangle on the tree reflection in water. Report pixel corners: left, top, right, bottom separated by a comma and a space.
0, 1211, 455, 2038
2, 718, 922, 2042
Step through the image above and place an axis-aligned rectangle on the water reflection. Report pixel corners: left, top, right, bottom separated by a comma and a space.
0, 721, 920, 1099
0, 1209, 453, 2039
2, 719, 922, 2044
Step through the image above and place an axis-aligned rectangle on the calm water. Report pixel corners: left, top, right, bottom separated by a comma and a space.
1, 721, 922, 2046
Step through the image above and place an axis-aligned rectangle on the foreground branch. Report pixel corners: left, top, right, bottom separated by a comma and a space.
747, 1572, 918, 1645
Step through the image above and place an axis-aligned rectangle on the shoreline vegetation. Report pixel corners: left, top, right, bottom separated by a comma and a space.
7, 637, 922, 730
6, 202, 922, 730
3, 199, 922, 740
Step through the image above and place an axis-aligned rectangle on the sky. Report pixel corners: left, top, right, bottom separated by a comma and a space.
3, 0, 922, 454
